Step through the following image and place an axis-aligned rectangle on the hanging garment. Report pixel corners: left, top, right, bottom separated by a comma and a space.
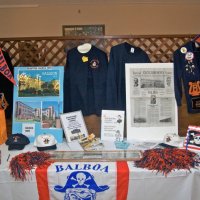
106, 42, 151, 111
173, 40, 200, 113
64, 45, 108, 116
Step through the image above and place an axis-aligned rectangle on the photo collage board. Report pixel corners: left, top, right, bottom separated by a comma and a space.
12, 66, 64, 143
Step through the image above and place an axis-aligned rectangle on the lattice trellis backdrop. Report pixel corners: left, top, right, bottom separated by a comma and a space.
0, 35, 194, 66
0, 35, 198, 136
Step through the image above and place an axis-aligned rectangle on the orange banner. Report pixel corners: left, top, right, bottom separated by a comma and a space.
0, 48, 16, 85
116, 161, 129, 200
36, 163, 52, 200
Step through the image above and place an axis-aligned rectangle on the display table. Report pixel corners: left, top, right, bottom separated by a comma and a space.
0, 142, 200, 200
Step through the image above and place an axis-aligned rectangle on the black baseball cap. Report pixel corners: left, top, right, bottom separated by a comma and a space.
6, 133, 30, 150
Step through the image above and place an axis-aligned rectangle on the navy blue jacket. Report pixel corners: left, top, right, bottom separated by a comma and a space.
64, 45, 108, 116
106, 42, 150, 111
173, 41, 200, 113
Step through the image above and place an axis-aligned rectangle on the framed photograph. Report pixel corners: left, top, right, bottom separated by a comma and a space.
12, 66, 64, 143
101, 110, 125, 142
62, 24, 105, 36
60, 110, 88, 142
126, 63, 178, 141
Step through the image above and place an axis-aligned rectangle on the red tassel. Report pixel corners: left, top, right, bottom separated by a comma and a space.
9, 151, 52, 181
135, 148, 198, 176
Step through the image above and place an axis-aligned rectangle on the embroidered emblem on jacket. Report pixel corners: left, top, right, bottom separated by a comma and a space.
90, 59, 99, 69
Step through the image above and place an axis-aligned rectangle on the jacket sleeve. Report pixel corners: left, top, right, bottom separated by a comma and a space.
173, 50, 183, 106
106, 48, 118, 110
63, 52, 71, 113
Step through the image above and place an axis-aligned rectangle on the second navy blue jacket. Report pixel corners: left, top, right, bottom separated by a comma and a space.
106, 42, 151, 111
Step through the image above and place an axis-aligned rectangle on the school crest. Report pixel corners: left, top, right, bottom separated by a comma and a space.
90, 59, 99, 69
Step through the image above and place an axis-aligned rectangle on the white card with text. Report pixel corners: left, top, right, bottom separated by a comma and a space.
22, 123, 35, 137
101, 110, 125, 142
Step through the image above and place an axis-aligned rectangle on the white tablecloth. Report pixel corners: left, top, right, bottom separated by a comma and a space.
0, 142, 200, 200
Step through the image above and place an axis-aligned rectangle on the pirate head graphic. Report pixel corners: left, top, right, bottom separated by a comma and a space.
188, 131, 200, 146
54, 171, 109, 200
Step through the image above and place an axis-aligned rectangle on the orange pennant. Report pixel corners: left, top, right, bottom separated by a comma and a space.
0, 48, 16, 85
196, 37, 200, 44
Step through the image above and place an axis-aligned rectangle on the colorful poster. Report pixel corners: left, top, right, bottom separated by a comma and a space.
12, 66, 64, 143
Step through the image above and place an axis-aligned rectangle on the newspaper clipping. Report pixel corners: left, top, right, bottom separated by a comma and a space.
130, 67, 175, 127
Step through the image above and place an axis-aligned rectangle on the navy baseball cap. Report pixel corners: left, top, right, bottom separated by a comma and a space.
6, 133, 30, 150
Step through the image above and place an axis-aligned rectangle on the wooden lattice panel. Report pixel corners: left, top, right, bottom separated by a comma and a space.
0, 35, 197, 137
0, 35, 193, 67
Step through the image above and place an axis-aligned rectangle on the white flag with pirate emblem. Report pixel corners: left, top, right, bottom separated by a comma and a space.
36, 161, 129, 200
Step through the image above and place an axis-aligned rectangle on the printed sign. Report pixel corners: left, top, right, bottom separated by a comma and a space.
101, 110, 125, 142
22, 123, 35, 137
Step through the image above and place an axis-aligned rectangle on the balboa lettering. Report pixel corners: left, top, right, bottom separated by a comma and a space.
55, 163, 109, 173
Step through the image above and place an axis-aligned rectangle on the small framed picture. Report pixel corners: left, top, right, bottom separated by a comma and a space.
60, 111, 88, 142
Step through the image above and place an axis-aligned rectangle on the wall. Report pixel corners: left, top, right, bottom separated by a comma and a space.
0, 2, 200, 37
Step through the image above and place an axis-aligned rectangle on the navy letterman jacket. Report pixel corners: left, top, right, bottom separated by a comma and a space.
173, 40, 200, 113
64, 45, 108, 116
106, 42, 151, 111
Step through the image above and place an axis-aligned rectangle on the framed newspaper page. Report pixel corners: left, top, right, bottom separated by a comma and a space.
125, 63, 178, 141
60, 110, 88, 142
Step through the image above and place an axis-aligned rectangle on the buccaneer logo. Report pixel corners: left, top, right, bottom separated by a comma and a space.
54, 171, 109, 200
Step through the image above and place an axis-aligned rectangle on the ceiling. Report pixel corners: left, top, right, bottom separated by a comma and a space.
0, 0, 199, 8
